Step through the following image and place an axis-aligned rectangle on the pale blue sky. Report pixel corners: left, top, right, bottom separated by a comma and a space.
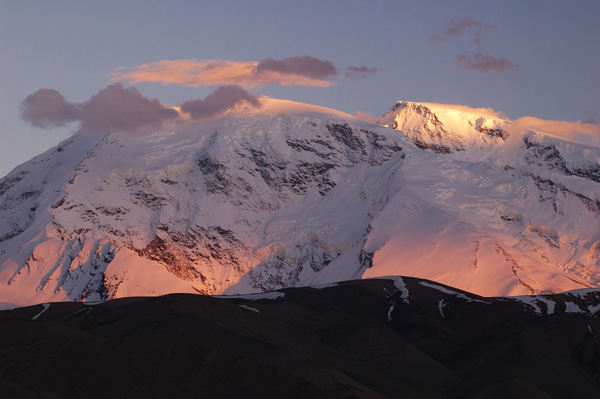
1, 0, 599, 176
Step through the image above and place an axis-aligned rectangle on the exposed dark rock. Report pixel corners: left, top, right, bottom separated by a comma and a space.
326, 123, 366, 153
0, 171, 29, 197
136, 226, 248, 287
479, 126, 509, 139
524, 136, 570, 174
571, 162, 600, 184
284, 162, 336, 195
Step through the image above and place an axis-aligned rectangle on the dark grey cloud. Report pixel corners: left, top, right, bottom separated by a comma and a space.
180, 85, 260, 119
430, 16, 494, 50
344, 65, 380, 79
456, 52, 519, 73
79, 83, 179, 132
20, 84, 179, 133
19, 89, 81, 128
256, 55, 337, 79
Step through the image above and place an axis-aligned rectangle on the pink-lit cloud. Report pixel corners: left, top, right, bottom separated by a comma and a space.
456, 52, 519, 73
418, 102, 508, 120
110, 56, 338, 88
180, 85, 260, 119
508, 116, 600, 146
345, 66, 380, 79
430, 16, 494, 50
20, 89, 81, 128
353, 110, 377, 124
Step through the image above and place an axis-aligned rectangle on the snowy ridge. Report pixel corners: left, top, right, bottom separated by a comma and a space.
1, 98, 600, 306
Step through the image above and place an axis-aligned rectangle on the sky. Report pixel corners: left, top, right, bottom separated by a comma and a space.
1, 0, 599, 177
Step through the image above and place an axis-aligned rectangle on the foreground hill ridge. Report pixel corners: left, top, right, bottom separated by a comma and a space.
2, 277, 600, 398
1, 98, 599, 306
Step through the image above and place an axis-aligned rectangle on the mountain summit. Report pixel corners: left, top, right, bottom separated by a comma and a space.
1, 98, 599, 306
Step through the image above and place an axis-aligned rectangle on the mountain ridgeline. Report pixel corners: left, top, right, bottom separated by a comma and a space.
1, 99, 599, 307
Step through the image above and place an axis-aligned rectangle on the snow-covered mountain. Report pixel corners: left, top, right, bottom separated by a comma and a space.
1, 98, 599, 306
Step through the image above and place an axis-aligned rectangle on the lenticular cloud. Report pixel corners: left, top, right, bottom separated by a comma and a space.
110, 56, 339, 88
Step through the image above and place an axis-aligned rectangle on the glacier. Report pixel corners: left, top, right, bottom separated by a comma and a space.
1, 98, 599, 306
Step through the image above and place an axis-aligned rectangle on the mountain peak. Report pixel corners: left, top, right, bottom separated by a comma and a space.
1, 97, 599, 307
378, 101, 510, 154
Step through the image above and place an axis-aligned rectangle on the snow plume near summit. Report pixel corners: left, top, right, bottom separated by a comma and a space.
508, 116, 600, 147
20, 84, 262, 133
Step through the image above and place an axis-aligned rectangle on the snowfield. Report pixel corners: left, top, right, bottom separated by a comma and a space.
1, 98, 599, 306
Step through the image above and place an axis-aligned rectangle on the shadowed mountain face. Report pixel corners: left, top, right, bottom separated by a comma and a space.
1, 277, 600, 398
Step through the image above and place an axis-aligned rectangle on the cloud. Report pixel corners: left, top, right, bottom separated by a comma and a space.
20, 89, 81, 128
430, 16, 519, 74
256, 55, 337, 79
180, 85, 260, 119
345, 66, 380, 79
79, 83, 179, 132
456, 52, 519, 73
508, 116, 600, 145
353, 110, 377, 124
110, 56, 338, 88
418, 102, 508, 120
430, 16, 494, 50
20, 83, 179, 133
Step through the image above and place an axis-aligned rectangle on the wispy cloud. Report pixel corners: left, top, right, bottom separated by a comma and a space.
430, 16, 494, 50
345, 65, 380, 79
353, 110, 377, 123
431, 16, 519, 74
456, 52, 519, 73
180, 85, 260, 119
110, 56, 338, 88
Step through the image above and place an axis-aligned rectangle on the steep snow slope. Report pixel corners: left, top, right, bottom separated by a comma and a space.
1, 98, 599, 306
367, 101, 600, 294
